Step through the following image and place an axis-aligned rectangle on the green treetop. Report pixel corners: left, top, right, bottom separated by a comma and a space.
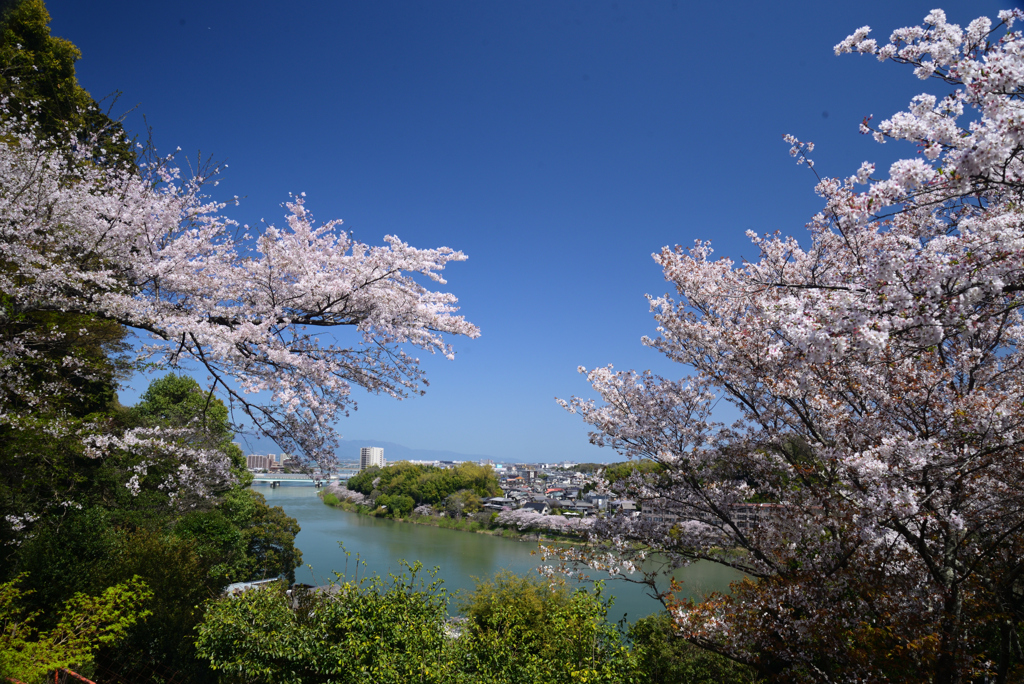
0, 0, 134, 166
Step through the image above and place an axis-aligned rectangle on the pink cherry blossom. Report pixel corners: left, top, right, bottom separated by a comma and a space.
0, 112, 478, 480
563, 9, 1024, 682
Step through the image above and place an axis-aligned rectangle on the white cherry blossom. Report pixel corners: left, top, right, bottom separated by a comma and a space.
0, 113, 479, 476
564, 8, 1024, 683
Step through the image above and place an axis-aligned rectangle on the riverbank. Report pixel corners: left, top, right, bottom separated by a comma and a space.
319, 487, 587, 545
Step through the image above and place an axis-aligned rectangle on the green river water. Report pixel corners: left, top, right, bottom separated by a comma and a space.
259, 484, 745, 625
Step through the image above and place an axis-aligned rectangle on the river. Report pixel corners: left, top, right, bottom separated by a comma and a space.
259, 484, 745, 625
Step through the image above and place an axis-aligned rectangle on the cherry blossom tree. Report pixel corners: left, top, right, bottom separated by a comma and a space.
495, 508, 594, 535
562, 9, 1024, 683
0, 112, 479, 480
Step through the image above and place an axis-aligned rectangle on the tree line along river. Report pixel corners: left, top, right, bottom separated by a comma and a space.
260, 484, 745, 625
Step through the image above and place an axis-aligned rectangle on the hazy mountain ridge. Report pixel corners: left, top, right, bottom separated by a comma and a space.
335, 439, 500, 464
233, 432, 501, 464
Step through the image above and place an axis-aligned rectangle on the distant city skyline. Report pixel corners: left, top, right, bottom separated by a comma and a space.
234, 436, 589, 466
51, 0, 1005, 462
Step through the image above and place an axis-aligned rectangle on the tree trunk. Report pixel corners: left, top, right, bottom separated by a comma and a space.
933, 585, 963, 684
996, 620, 1011, 684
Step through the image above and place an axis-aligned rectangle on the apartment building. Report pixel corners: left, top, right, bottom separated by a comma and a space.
360, 446, 385, 470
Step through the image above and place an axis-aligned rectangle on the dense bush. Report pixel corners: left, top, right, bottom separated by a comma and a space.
347, 461, 501, 511
196, 564, 454, 684
196, 567, 762, 684
375, 493, 415, 518
3, 374, 303, 682
455, 571, 633, 683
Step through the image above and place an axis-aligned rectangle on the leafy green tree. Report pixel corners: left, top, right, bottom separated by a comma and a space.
88, 528, 224, 683
8, 508, 122, 622
0, 574, 151, 683
0, 312, 132, 556
5, 373, 302, 683
375, 493, 415, 518
455, 571, 634, 683
345, 466, 380, 496
213, 487, 302, 583
628, 612, 759, 684
458, 570, 574, 637
128, 373, 249, 483
197, 566, 645, 684
10, 511, 224, 683
52, 373, 250, 527
346, 462, 500, 511
602, 459, 665, 486
196, 564, 455, 684
0, 0, 134, 165
132, 375, 234, 442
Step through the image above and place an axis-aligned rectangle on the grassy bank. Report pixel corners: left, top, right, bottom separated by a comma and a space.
320, 490, 585, 544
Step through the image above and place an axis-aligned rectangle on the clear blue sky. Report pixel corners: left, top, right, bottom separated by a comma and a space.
49, 0, 1007, 462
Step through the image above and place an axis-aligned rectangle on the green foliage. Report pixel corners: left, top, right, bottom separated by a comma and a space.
196, 564, 454, 684
0, 313, 131, 555
129, 373, 250, 484
133, 375, 230, 438
344, 466, 379, 495
458, 570, 574, 636
196, 566, 644, 684
56, 373, 253, 523
347, 461, 500, 511
0, 0, 135, 166
375, 493, 415, 518
628, 612, 760, 684
173, 508, 245, 584
195, 560, 766, 684
455, 571, 634, 683
603, 459, 665, 485
0, 312, 130, 417
10, 508, 121, 616
88, 528, 224, 681
0, 574, 151, 683
4, 374, 302, 682
419, 513, 488, 534
211, 487, 302, 583
9, 513, 225, 682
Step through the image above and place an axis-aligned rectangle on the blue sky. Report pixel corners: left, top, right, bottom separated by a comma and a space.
50, 0, 1008, 462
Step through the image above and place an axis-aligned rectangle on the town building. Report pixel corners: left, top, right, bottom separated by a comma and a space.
360, 446, 385, 470
246, 454, 274, 471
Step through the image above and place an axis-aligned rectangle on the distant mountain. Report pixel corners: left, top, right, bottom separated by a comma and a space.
335, 439, 499, 464
234, 434, 505, 464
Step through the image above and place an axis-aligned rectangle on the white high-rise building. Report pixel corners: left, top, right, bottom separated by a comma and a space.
360, 446, 385, 470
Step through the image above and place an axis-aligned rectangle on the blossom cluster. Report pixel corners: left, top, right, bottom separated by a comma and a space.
324, 484, 370, 506
0, 114, 478, 476
563, 8, 1024, 681
494, 508, 594, 534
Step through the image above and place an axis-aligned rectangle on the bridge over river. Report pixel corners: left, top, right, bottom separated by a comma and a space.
251, 469, 360, 487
